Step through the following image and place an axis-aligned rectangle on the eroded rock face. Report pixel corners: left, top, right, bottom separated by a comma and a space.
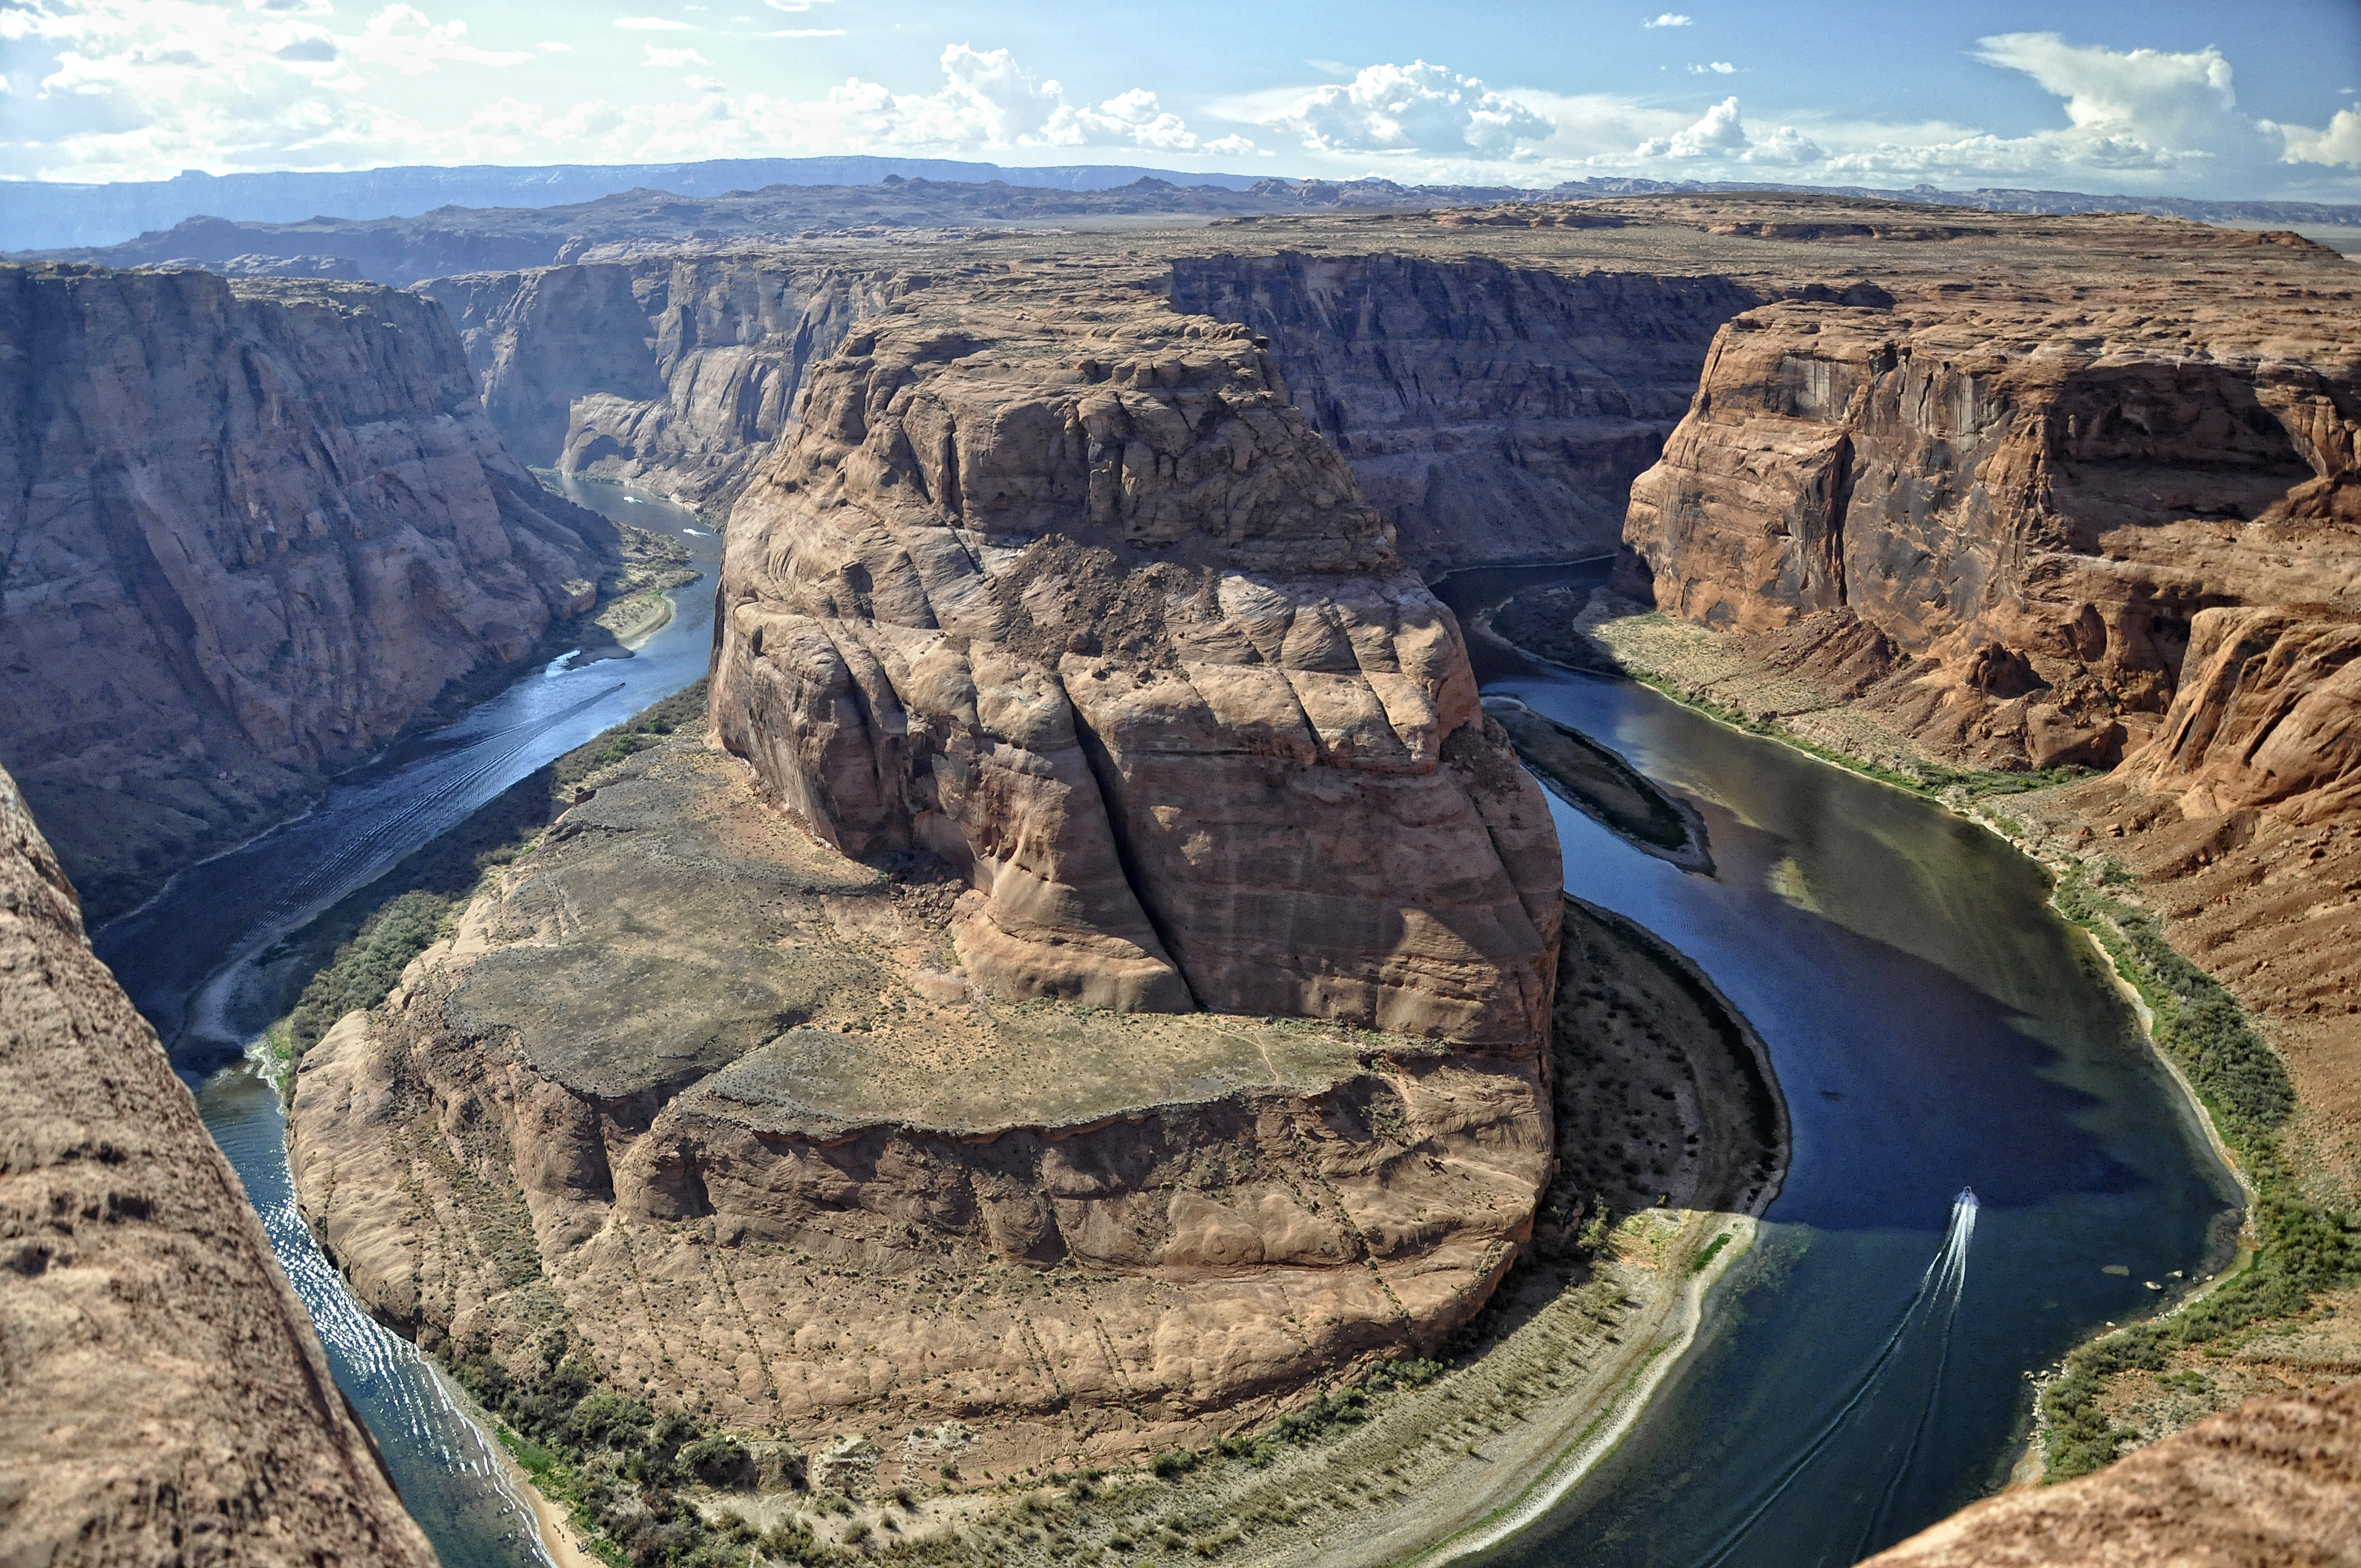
1861, 1378, 2361, 1568
709, 294, 1561, 1041
1171, 252, 1760, 571
425, 256, 905, 509
0, 263, 617, 919
0, 764, 438, 1566
288, 743, 1550, 1473
2123, 602, 2361, 821
1625, 234, 2360, 775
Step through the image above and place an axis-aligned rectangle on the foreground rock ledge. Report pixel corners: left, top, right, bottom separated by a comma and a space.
1862, 1376, 2361, 1568
0, 764, 438, 1566
289, 741, 1551, 1473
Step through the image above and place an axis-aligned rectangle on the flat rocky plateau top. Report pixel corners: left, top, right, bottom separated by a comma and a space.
449, 742, 1406, 1134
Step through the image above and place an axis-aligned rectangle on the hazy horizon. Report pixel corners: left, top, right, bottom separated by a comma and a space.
3, 2, 2357, 204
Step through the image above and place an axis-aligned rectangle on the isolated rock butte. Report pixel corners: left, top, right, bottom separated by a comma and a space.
0, 763, 438, 1567
710, 295, 1563, 1038
0, 263, 619, 920
1860, 1376, 2361, 1568
288, 285, 1562, 1470
288, 742, 1553, 1473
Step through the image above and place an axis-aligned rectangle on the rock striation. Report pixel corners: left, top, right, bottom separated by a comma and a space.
1622, 225, 2360, 774
289, 272, 1564, 1474
289, 741, 1553, 1474
709, 286, 1562, 1036
0, 263, 619, 920
0, 763, 439, 1566
424, 256, 905, 509
1171, 252, 1759, 571
1861, 1377, 2361, 1568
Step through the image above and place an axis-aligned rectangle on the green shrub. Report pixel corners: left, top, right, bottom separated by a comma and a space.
2039, 867, 2359, 1480
449, 1330, 775, 1568
279, 890, 454, 1058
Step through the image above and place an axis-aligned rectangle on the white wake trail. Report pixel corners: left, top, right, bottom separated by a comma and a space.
1698, 1189, 1978, 1568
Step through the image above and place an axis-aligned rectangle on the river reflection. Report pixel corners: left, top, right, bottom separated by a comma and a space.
96, 477, 720, 1568
1435, 566, 2240, 1567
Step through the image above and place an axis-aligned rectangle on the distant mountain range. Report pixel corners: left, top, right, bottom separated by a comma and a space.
10, 175, 1508, 286
1572, 176, 2361, 227
0, 157, 1269, 252
6, 155, 2354, 268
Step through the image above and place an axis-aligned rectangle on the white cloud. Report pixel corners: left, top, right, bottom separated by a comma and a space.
0, 0, 556, 182
2280, 107, 2361, 167
1975, 33, 2232, 144
1609, 35, 2351, 188
762, 0, 835, 9
1636, 96, 1823, 164
616, 18, 693, 31
345, 7, 535, 77
1644, 13, 1693, 26
3, 10, 2347, 198
1266, 61, 1553, 157
1639, 95, 1745, 158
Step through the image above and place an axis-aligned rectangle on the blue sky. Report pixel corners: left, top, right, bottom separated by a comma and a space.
3, 1, 2357, 198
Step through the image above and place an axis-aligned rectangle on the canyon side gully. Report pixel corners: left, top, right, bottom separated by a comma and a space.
95, 474, 2235, 1567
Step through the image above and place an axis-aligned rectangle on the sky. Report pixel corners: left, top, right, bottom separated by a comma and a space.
2, 1, 2358, 200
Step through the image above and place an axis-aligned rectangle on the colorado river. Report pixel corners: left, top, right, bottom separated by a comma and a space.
88, 531, 2238, 1568
94, 478, 721, 1568
1435, 564, 2242, 1567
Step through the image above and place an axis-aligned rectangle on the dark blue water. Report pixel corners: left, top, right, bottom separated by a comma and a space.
95, 476, 721, 1568
1437, 566, 2242, 1567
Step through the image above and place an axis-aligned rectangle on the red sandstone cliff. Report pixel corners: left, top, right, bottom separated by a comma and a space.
1624, 235, 2360, 775
1171, 252, 1759, 571
0, 763, 438, 1566
425, 256, 905, 510
0, 264, 619, 920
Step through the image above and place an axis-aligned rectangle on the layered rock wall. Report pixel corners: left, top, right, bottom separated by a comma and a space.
0, 764, 438, 1566
0, 264, 617, 918
425, 256, 905, 508
709, 288, 1562, 1042
1626, 255, 2361, 772
1171, 252, 1758, 571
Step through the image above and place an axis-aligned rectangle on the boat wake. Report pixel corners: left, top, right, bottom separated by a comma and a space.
1699, 1189, 1979, 1568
